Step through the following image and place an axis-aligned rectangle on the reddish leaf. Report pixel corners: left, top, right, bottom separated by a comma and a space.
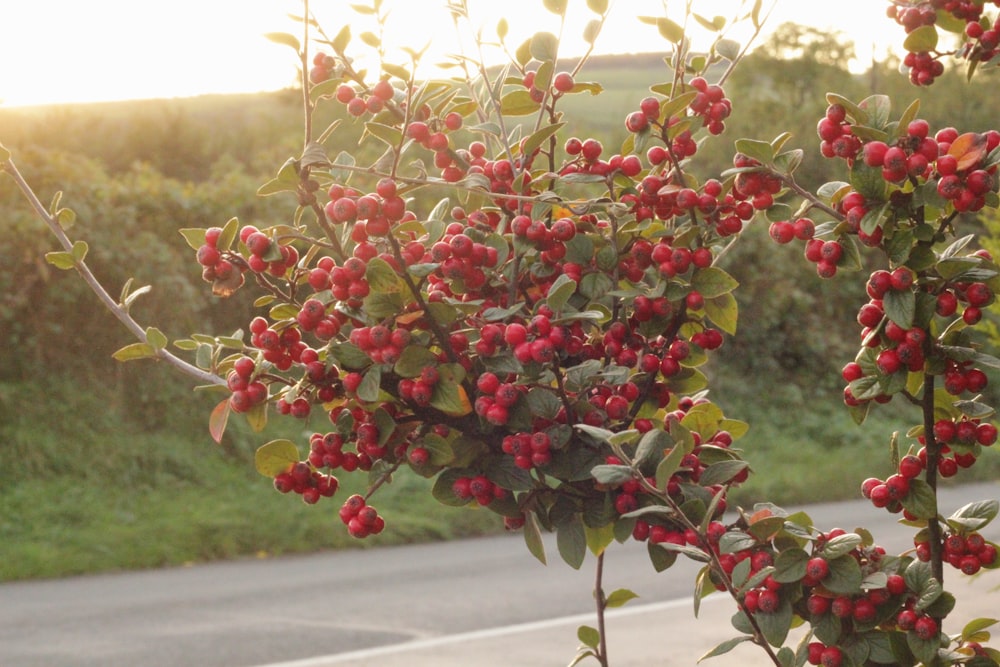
209, 399, 230, 444
948, 132, 988, 171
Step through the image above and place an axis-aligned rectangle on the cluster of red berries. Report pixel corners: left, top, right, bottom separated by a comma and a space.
933, 128, 1000, 212
916, 530, 999, 574
628, 171, 752, 237
308, 431, 364, 473
349, 323, 410, 366
338, 493, 385, 538
861, 453, 923, 512
862, 118, 938, 183
888, 1, 1000, 84
241, 225, 300, 276
273, 461, 339, 505
623, 77, 730, 140
344, 411, 396, 463
323, 180, 410, 238
687, 76, 732, 135
248, 315, 307, 372
562, 136, 643, 178
451, 474, 508, 507
195, 226, 242, 287
731, 153, 784, 211
767, 217, 816, 246
335, 78, 397, 118
424, 226, 503, 296
296, 296, 342, 342
817, 103, 862, 161
226, 356, 268, 414
397, 365, 443, 409
473, 371, 524, 427
803, 237, 846, 279
803, 567, 934, 666
501, 431, 553, 470
308, 52, 338, 85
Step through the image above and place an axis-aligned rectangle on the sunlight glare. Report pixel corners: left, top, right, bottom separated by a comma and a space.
1, 0, 898, 108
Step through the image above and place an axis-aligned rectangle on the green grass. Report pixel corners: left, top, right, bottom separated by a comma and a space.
4, 368, 1000, 582
0, 381, 498, 581
712, 368, 1000, 510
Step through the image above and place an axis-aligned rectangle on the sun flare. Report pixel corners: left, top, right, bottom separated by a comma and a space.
1, 0, 897, 108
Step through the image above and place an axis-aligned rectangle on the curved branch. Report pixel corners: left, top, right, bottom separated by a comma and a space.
2, 155, 225, 388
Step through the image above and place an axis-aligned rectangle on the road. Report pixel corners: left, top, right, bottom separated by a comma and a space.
1, 482, 997, 667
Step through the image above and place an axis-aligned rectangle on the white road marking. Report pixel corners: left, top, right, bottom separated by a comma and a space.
252, 595, 728, 667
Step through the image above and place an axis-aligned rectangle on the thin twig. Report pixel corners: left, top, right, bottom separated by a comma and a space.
2, 156, 225, 387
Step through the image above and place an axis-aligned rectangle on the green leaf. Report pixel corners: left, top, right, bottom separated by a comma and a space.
542, 0, 567, 16
716, 38, 740, 61
883, 288, 915, 329
264, 32, 301, 52
357, 365, 383, 403
756, 596, 793, 647
850, 161, 887, 202
655, 442, 687, 489
962, 617, 999, 641
575, 423, 615, 444
658, 542, 712, 562
529, 31, 558, 62
904, 24, 939, 53
365, 257, 403, 293
112, 342, 157, 362
734, 138, 775, 165
635, 429, 672, 468
692, 267, 739, 298
522, 122, 566, 158
584, 523, 615, 556
699, 635, 752, 662
499, 89, 540, 116
591, 464, 633, 486
704, 293, 738, 335
145, 327, 167, 351
44, 250, 76, 270
719, 531, 757, 555
557, 514, 586, 569
331, 23, 351, 53
948, 499, 999, 532
254, 439, 300, 477
824, 553, 864, 594
586, 0, 608, 12
577, 625, 600, 649
901, 478, 937, 520
600, 588, 638, 611
244, 402, 268, 434
821, 533, 863, 559
582, 18, 603, 45
496, 17, 509, 40
773, 547, 809, 583
364, 122, 403, 148
859, 94, 893, 130
524, 511, 547, 564
393, 345, 438, 378
698, 460, 749, 486
545, 273, 577, 314
430, 381, 472, 417
655, 16, 684, 43
907, 632, 939, 665
647, 539, 678, 572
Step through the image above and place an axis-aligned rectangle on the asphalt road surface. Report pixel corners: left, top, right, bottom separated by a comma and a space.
1, 482, 997, 667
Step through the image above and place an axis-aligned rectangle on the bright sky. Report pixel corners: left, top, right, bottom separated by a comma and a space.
0, 1, 897, 108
